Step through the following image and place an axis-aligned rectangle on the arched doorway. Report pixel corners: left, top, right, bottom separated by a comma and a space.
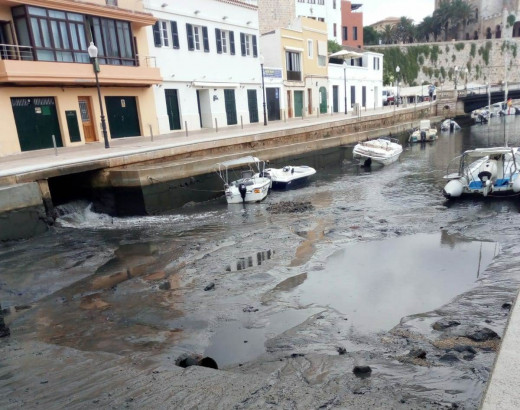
496, 25, 502, 39
486, 27, 492, 39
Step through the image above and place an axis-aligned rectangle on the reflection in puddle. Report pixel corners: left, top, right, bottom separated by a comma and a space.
226, 250, 274, 272
204, 308, 321, 368
291, 231, 499, 333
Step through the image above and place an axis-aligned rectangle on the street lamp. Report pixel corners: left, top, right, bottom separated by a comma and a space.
259, 55, 267, 126
88, 42, 110, 149
454, 66, 459, 91
395, 65, 400, 107
344, 66, 347, 114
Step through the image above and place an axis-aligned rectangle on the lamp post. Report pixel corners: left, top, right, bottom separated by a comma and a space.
259, 55, 267, 126
343, 66, 347, 114
454, 65, 459, 91
395, 65, 400, 107
88, 42, 109, 149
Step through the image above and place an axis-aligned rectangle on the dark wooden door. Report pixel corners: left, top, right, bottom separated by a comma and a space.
247, 89, 259, 123
333, 86, 339, 112
294, 91, 303, 117
224, 89, 237, 125
11, 97, 63, 151
266, 88, 280, 121
105, 96, 140, 138
165, 89, 181, 130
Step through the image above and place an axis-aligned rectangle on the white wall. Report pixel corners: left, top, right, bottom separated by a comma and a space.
146, 0, 263, 133
294, 0, 342, 43
328, 51, 384, 112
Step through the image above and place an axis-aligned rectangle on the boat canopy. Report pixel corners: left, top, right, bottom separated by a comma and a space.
464, 147, 514, 157
216, 156, 261, 169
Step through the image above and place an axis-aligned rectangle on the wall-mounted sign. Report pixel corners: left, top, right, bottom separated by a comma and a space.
263, 68, 282, 79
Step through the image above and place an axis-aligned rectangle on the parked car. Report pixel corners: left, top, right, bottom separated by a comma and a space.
382, 90, 395, 106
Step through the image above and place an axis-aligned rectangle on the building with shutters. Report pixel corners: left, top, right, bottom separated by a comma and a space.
260, 17, 329, 120
146, 0, 262, 133
0, 0, 161, 156
258, 0, 343, 44
328, 49, 384, 114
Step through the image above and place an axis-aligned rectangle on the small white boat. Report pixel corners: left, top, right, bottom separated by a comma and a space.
443, 147, 520, 199
440, 119, 461, 132
261, 165, 316, 189
409, 120, 438, 143
353, 137, 403, 166
215, 156, 271, 204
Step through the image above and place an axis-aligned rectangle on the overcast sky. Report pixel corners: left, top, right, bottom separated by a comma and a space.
360, 0, 435, 26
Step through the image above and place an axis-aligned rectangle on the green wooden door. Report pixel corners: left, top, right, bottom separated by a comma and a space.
319, 87, 327, 113
224, 89, 237, 125
105, 96, 140, 138
247, 89, 259, 123
294, 91, 303, 117
165, 89, 181, 130
11, 97, 63, 152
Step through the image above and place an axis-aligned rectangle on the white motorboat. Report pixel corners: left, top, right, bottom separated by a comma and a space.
353, 137, 403, 166
440, 119, 461, 132
443, 147, 520, 199
215, 156, 271, 204
409, 119, 438, 143
261, 165, 316, 189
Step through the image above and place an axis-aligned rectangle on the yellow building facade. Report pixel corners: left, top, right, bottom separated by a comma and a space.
0, 0, 161, 156
261, 17, 328, 120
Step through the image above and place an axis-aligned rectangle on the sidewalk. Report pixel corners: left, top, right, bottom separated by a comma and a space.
481, 289, 520, 409
0, 103, 427, 180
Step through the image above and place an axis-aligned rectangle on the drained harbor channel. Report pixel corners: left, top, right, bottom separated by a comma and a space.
1, 115, 520, 408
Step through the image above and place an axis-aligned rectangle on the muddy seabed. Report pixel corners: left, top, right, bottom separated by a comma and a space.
2, 133, 520, 409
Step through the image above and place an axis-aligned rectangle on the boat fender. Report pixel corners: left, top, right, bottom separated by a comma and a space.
513, 176, 520, 193
420, 130, 426, 141
238, 183, 247, 202
443, 179, 464, 198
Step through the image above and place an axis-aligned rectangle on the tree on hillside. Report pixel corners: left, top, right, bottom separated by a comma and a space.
381, 25, 396, 44
451, 0, 474, 40
395, 17, 415, 43
416, 16, 438, 42
433, 0, 452, 41
364, 26, 380, 45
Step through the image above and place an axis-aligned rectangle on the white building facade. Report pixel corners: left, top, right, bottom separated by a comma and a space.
145, 0, 263, 133
294, 0, 343, 44
328, 51, 384, 114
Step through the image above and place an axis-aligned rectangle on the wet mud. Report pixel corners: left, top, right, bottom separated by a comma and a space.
2, 118, 520, 408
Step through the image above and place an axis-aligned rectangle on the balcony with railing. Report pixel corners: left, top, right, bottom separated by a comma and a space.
0, 44, 161, 86
286, 70, 302, 81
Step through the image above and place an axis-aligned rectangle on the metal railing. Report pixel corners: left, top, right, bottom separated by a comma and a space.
287, 70, 302, 81
0, 44, 34, 61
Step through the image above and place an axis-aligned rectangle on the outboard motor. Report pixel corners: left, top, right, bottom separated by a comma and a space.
420, 130, 427, 142
238, 183, 247, 202
363, 157, 372, 167
450, 121, 454, 132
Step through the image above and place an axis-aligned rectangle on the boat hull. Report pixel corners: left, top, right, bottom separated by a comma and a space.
263, 166, 316, 190
225, 179, 270, 204
353, 139, 403, 166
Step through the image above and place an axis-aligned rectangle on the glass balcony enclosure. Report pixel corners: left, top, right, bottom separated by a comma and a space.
10, 5, 136, 66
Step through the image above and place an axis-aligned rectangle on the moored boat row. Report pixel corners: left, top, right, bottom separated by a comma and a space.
215, 157, 316, 204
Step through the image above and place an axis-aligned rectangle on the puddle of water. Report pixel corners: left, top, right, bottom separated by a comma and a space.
290, 232, 498, 334
204, 308, 321, 367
